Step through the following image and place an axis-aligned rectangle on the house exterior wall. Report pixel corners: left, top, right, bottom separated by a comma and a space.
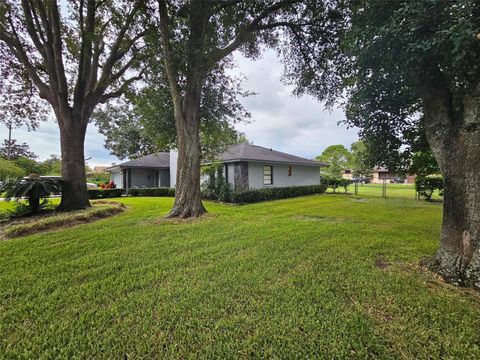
169, 150, 178, 187
247, 162, 320, 189
110, 170, 123, 188
405, 174, 416, 184
226, 163, 235, 187
234, 162, 249, 191
342, 170, 353, 180
129, 168, 156, 188
159, 168, 170, 187
372, 171, 399, 183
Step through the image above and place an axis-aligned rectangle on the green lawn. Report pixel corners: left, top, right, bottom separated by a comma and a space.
328, 183, 443, 200
355, 183, 417, 198
1, 195, 479, 358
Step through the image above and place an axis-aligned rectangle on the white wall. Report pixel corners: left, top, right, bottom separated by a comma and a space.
248, 162, 320, 189
226, 163, 235, 187
110, 170, 123, 188
169, 150, 178, 187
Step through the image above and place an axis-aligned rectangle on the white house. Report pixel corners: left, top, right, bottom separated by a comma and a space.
106, 143, 327, 191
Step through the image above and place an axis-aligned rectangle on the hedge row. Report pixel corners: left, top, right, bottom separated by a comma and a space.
127, 187, 175, 197
116, 185, 327, 204
230, 184, 327, 204
87, 188, 124, 199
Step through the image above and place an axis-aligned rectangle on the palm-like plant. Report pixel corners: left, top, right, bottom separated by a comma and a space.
1, 174, 63, 215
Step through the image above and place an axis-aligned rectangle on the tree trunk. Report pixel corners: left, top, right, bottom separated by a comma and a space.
167, 96, 206, 219
28, 194, 40, 215
7, 124, 12, 161
57, 117, 90, 211
424, 87, 480, 288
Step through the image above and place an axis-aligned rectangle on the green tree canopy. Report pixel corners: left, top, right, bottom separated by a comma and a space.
316, 144, 351, 177
349, 140, 373, 178
0, 139, 38, 161
0, 158, 24, 181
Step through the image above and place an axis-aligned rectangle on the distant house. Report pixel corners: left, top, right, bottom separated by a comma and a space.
106, 143, 327, 191
342, 166, 416, 184
92, 165, 109, 173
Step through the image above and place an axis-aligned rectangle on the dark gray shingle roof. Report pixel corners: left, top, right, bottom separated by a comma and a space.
114, 152, 170, 169
216, 143, 326, 167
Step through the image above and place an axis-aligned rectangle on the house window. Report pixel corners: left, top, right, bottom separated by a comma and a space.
263, 165, 273, 185
288, 166, 292, 177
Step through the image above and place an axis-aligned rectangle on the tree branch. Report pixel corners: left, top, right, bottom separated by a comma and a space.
98, 70, 145, 104
74, 0, 96, 108
94, 2, 141, 94
108, 46, 145, 83
0, 14, 51, 102
20, 0, 46, 58
206, 0, 300, 64
158, 0, 183, 117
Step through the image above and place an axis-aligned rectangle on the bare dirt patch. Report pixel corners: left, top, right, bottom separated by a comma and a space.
375, 257, 392, 269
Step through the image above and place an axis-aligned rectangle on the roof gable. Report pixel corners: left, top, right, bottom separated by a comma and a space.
114, 152, 170, 169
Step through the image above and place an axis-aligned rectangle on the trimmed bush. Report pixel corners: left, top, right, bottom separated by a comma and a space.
127, 187, 175, 197
321, 175, 352, 193
88, 188, 124, 199
230, 184, 327, 204
415, 175, 443, 200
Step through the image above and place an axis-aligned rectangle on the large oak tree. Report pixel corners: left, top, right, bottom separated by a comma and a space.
313, 0, 480, 287
155, 0, 343, 218
0, 0, 147, 210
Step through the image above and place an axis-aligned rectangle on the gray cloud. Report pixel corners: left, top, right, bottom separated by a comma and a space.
232, 50, 359, 159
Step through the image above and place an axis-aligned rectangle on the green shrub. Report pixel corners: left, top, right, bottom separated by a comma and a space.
7, 199, 53, 218
127, 187, 175, 197
321, 175, 352, 193
0, 159, 25, 181
88, 188, 124, 199
216, 181, 232, 202
1, 174, 62, 215
415, 175, 443, 200
201, 163, 231, 201
230, 184, 327, 204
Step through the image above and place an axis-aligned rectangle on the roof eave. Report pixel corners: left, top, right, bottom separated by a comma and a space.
207, 158, 326, 167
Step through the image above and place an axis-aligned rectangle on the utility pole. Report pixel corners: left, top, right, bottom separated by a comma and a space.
7, 123, 12, 160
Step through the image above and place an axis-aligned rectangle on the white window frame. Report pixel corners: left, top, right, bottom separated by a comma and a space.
263, 165, 273, 185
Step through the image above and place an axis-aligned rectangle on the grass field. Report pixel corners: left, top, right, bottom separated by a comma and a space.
327, 183, 443, 200
0, 195, 479, 358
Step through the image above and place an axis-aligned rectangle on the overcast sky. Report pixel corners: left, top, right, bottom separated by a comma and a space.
2, 50, 358, 167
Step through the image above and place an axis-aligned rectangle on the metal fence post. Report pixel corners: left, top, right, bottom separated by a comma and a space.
382, 179, 387, 198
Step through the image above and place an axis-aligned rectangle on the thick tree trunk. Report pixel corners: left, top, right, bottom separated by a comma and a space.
167, 98, 206, 218
28, 194, 40, 215
424, 87, 480, 288
57, 117, 90, 211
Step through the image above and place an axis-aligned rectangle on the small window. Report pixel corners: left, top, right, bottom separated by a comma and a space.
263, 165, 273, 185
288, 166, 292, 177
